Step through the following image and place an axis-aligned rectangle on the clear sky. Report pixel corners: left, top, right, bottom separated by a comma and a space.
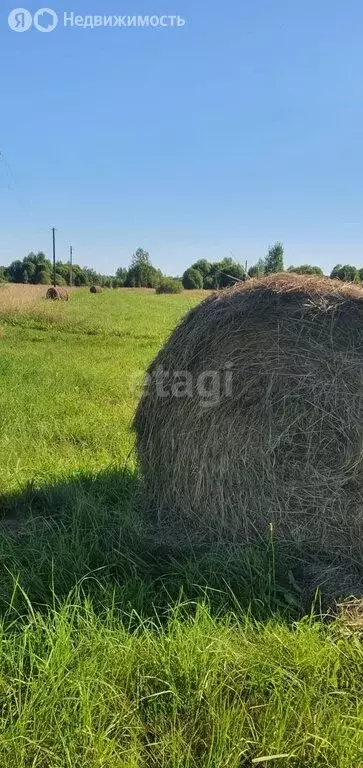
1, 0, 363, 276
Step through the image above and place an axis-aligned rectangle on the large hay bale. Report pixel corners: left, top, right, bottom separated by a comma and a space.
134, 274, 363, 557
46, 286, 69, 301
90, 285, 103, 293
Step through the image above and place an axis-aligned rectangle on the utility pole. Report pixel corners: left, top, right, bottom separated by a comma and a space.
51, 227, 56, 287
69, 245, 73, 287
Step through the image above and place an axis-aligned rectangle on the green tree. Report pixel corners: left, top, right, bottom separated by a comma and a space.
38, 267, 52, 285
18, 252, 53, 284
217, 261, 245, 288
116, 267, 127, 286
131, 248, 151, 266
55, 273, 67, 286
55, 261, 71, 284
330, 264, 359, 282
2, 253, 115, 287
287, 265, 324, 276
125, 248, 161, 288
209, 258, 245, 288
34, 256, 52, 284
248, 259, 265, 278
190, 259, 212, 286
204, 274, 217, 289
72, 265, 88, 286
182, 267, 203, 289
330, 264, 342, 280
25, 261, 36, 282
264, 242, 284, 274
84, 267, 99, 286
7, 260, 24, 283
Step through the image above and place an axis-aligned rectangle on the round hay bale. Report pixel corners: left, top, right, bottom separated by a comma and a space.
90, 285, 103, 293
134, 274, 363, 557
46, 286, 69, 301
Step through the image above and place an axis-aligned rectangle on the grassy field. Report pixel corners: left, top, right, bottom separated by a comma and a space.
0, 284, 363, 766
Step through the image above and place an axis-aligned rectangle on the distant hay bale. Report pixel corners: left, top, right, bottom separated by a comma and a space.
90, 285, 103, 293
134, 274, 363, 560
46, 286, 69, 301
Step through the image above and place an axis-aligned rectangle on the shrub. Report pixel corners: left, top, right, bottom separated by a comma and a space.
287, 265, 324, 276
156, 278, 183, 294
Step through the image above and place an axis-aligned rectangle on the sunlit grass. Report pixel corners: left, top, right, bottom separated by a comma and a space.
0, 288, 202, 494
1, 594, 363, 768
0, 285, 362, 766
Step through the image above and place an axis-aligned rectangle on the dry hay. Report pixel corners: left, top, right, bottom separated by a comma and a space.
0, 283, 46, 311
46, 286, 69, 301
90, 285, 103, 293
134, 274, 363, 566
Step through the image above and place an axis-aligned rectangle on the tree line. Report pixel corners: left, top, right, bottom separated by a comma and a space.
182, 243, 363, 288
181, 243, 322, 288
0, 248, 162, 289
1, 243, 362, 292
0, 252, 119, 288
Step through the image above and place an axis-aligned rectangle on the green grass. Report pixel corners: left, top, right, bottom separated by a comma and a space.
0, 288, 202, 493
0, 286, 362, 766
2, 599, 363, 767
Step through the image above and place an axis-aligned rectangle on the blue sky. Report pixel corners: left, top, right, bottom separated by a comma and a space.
1, 0, 363, 276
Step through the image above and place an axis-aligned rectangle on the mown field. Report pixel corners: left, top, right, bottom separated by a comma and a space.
0, 283, 362, 767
